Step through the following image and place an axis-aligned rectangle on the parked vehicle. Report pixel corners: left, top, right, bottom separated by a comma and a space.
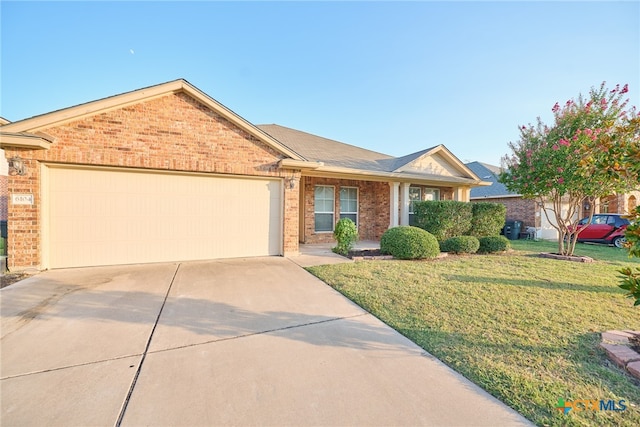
571, 214, 630, 248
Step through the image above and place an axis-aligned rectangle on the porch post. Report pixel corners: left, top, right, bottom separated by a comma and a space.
454, 187, 470, 202
389, 182, 400, 228
400, 182, 410, 226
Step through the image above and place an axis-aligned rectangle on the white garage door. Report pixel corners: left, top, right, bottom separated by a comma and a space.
46, 166, 282, 268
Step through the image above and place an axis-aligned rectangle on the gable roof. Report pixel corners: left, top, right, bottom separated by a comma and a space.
260, 124, 487, 186
466, 161, 520, 198
0, 79, 489, 188
0, 79, 304, 160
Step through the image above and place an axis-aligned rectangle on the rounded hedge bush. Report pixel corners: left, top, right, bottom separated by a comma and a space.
440, 236, 480, 254
477, 235, 511, 253
380, 226, 440, 260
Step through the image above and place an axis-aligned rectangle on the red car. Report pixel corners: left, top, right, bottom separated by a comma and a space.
573, 214, 630, 248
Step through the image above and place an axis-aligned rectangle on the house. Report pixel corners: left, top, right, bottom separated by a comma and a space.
0, 117, 8, 244
466, 161, 541, 236
466, 161, 640, 240
0, 79, 488, 271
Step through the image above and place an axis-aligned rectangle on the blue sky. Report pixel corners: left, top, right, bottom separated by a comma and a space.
1, 1, 639, 165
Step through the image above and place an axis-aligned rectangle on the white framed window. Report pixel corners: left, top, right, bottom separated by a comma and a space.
409, 187, 422, 226
424, 188, 440, 201
340, 187, 358, 225
409, 187, 422, 214
314, 185, 335, 232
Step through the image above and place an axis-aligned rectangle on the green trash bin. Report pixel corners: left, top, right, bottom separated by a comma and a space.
503, 220, 523, 240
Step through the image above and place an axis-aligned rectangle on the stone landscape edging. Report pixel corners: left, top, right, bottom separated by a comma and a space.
538, 252, 594, 263
600, 330, 640, 380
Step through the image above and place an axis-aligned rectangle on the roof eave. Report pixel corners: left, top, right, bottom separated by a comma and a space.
303, 164, 489, 186
278, 159, 324, 170
470, 194, 522, 200
0, 132, 53, 149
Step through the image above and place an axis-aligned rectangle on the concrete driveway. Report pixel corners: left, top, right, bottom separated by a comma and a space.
1, 257, 531, 426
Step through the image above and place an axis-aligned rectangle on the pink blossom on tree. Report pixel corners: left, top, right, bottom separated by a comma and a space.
500, 82, 638, 256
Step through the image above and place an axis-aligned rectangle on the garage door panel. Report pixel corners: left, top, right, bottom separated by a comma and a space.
48, 167, 282, 268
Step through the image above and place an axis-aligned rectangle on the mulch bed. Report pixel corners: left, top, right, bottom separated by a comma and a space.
346, 249, 395, 260
631, 334, 640, 353
1, 273, 30, 289
347, 249, 383, 258
538, 252, 594, 263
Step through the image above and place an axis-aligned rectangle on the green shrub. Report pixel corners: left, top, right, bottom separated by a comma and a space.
440, 236, 480, 254
477, 236, 511, 253
470, 203, 507, 237
413, 200, 472, 242
619, 267, 640, 307
333, 218, 359, 256
380, 226, 440, 260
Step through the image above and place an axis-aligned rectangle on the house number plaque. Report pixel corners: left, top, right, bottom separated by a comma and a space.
11, 193, 34, 205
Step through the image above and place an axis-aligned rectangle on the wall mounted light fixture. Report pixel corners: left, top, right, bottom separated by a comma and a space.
8, 156, 26, 176
287, 176, 299, 190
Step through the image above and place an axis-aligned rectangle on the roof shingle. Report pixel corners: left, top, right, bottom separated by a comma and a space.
466, 161, 519, 198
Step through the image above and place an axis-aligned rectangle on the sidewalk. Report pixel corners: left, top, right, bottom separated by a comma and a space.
288, 240, 381, 268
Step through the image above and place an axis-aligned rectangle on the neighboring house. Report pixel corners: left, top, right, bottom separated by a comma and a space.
466, 161, 539, 234
586, 192, 639, 218
467, 161, 640, 240
0, 79, 488, 271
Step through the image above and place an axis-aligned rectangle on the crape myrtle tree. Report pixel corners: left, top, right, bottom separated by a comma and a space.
500, 82, 638, 256
585, 113, 640, 305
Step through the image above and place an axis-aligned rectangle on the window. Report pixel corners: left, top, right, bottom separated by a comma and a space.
409, 187, 421, 226
424, 188, 440, 201
409, 187, 422, 214
340, 187, 358, 225
314, 185, 334, 232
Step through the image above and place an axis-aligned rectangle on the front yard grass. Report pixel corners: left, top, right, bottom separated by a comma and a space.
307, 240, 640, 426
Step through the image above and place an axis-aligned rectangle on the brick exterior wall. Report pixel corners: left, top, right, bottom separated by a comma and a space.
471, 197, 537, 229
5, 92, 300, 269
302, 177, 390, 244
0, 175, 7, 222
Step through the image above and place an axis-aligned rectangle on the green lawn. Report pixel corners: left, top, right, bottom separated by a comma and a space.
308, 240, 640, 427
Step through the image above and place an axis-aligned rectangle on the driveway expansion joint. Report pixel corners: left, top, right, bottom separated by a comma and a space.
115, 263, 181, 427
148, 312, 371, 355
0, 353, 143, 381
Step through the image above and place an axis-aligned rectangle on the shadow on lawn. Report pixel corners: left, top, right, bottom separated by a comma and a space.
445, 273, 625, 294
392, 327, 640, 425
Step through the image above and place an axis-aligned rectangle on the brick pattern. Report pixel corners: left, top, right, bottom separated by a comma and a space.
471, 197, 537, 229
599, 195, 619, 214
282, 171, 301, 256
5, 92, 296, 269
0, 175, 7, 221
303, 177, 390, 244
